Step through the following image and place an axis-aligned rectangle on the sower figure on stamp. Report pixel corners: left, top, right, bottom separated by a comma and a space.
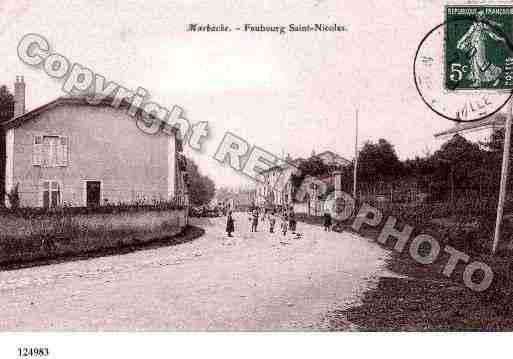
456, 10, 506, 88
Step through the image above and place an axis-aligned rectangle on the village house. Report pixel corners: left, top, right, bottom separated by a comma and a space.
433, 113, 504, 143
255, 150, 350, 214
313, 150, 351, 168
3, 77, 188, 208
255, 155, 301, 208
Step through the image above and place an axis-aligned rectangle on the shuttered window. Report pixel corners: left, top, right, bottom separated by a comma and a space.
33, 136, 42, 165
58, 137, 69, 166
33, 135, 70, 167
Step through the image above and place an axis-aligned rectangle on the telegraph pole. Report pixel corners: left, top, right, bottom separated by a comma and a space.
353, 109, 359, 200
493, 98, 513, 254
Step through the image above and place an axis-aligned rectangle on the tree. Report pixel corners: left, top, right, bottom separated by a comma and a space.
433, 134, 486, 196
186, 157, 216, 206
216, 186, 233, 203
358, 138, 403, 183
297, 156, 330, 178
289, 157, 333, 199
0, 85, 14, 205
481, 119, 513, 194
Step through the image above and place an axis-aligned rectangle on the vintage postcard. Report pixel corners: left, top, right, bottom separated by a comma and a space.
0, 0, 512, 358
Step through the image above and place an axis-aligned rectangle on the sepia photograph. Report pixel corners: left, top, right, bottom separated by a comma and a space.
0, 0, 512, 358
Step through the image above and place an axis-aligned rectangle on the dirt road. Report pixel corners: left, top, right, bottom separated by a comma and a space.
0, 213, 390, 330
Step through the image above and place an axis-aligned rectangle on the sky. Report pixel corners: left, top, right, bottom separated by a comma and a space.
0, 0, 507, 188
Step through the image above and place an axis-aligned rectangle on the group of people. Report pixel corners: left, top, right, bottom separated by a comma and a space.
225, 206, 299, 237
225, 205, 336, 237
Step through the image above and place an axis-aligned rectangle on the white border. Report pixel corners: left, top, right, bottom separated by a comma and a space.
0, 332, 511, 359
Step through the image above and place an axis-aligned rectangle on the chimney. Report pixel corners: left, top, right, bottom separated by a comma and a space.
14, 76, 26, 117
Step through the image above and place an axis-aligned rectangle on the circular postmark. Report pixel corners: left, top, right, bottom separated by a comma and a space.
414, 15, 513, 123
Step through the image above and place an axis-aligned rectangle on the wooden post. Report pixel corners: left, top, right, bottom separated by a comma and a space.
493, 98, 513, 254
353, 109, 358, 200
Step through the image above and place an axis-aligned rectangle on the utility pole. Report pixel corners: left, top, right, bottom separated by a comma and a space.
353, 109, 359, 200
450, 165, 454, 207
493, 98, 513, 254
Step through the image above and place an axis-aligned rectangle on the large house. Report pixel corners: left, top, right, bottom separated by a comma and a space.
3, 77, 188, 208
255, 158, 301, 208
255, 150, 350, 213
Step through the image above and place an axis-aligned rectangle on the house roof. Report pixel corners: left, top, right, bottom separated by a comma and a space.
313, 150, 351, 166
258, 150, 349, 175
434, 114, 505, 138
2, 95, 179, 135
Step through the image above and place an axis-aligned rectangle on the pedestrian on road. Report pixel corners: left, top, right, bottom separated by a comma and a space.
288, 207, 296, 233
269, 212, 276, 233
248, 209, 253, 231
323, 212, 332, 232
281, 214, 288, 236
251, 208, 259, 232
226, 211, 235, 237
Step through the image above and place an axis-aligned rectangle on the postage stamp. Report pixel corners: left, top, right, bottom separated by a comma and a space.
444, 5, 513, 91
414, 7, 513, 123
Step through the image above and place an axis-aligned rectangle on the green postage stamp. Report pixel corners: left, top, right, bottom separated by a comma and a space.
444, 5, 513, 90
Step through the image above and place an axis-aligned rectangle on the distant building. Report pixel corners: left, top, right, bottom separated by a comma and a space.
434, 113, 504, 143
255, 159, 300, 208
216, 186, 256, 210
312, 150, 351, 167
255, 150, 350, 213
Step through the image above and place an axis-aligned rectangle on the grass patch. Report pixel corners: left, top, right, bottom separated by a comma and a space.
0, 225, 204, 271
0, 209, 187, 266
297, 204, 513, 331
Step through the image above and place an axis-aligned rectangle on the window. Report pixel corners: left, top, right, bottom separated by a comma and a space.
33, 135, 69, 167
42, 180, 61, 208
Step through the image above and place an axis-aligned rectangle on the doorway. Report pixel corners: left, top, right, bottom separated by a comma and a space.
86, 181, 101, 207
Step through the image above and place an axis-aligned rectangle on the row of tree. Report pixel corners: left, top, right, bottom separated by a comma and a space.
349, 118, 509, 201
294, 113, 511, 202
186, 157, 216, 206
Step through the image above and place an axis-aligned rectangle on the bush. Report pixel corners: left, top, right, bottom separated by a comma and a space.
0, 207, 187, 264
0, 198, 185, 219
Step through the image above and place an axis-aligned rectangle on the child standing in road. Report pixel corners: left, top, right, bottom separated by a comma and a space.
288, 208, 296, 233
251, 209, 259, 232
248, 209, 253, 231
269, 212, 276, 233
323, 212, 332, 232
281, 214, 288, 236
226, 211, 235, 237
